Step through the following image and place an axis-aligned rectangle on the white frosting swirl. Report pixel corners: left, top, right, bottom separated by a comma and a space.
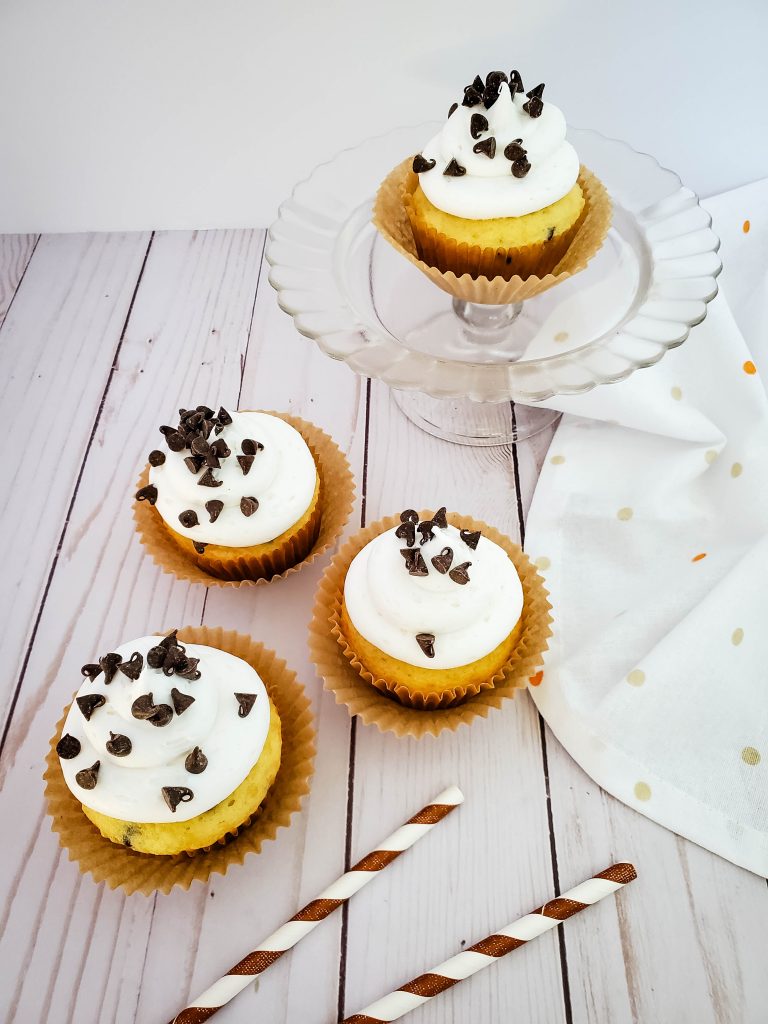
57, 637, 271, 823
419, 85, 579, 219
149, 411, 317, 547
344, 521, 523, 669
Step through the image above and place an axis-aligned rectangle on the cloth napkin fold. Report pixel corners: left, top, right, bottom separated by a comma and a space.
525, 177, 768, 877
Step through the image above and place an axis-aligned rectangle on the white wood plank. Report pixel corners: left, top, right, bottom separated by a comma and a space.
0, 229, 266, 1024
0, 233, 37, 326
341, 382, 568, 1023
0, 231, 152, 728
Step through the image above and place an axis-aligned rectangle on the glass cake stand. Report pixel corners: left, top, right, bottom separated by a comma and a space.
266, 124, 722, 444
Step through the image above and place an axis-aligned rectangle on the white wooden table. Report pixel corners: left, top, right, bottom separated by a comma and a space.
1, 229, 766, 1024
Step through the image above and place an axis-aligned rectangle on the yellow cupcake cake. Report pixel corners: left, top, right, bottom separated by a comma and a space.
339, 507, 525, 706
135, 405, 321, 581
55, 630, 282, 855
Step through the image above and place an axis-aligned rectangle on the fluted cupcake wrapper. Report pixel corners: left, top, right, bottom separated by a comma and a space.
309, 513, 553, 738
373, 160, 612, 303
133, 412, 355, 587
43, 627, 316, 895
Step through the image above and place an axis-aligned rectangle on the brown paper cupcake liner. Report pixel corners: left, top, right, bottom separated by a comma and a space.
373, 159, 612, 304
133, 412, 355, 587
43, 627, 316, 895
309, 513, 552, 737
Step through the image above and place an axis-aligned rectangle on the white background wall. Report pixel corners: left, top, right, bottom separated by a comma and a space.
0, 0, 766, 233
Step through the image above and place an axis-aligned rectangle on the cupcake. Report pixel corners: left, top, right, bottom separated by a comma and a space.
54, 630, 282, 856
135, 405, 322, 582
338, 507, 524, 707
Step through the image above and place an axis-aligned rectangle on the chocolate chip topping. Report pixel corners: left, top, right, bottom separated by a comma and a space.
165, 431, 186, 452
431, 547, 454, 574
211, 438, 231, 458
473, 137, 496, 159
56, 733, 81, 759
171, 687, 195, 715
146, 630, 202, 682
400, 509, 419, 524
526, 82, 545, 100
106, 731, 132, 757
241, 438, 263, 456
511, 158, 531, 179
118, 652, 143, 681
443, 158, 466, 177
472, 75, 484, 92
99, 652, 123, 684
148, 704, 173, 727
460, 529, 481, 550
193, 541, 207, 554
237, 454, 254, 475
76, 761, 101, 790
176, 656, 201, 680
416, 633, 436, 658
184, 455, 204, 475
135, 484, 158, 505
433, 507, 448, 529
240, 496, 259, 517
148, 450, 166, 467
81, 663, 102, 680
509, 69, 524, 96
400, 548, 429, 577
179, 509, 199, 528
483, 71, 506, 109
448, 102, 458, 118
412, 154, 437, 174
449, 561, 472, 585
197, 468, 222, 488
190, 435, 211, 456
395, 521, 416, 547
523, 95, 544, 118
417, 520, 435, 545
131, 693, 158, 720
185, 746, 208, 774
162, 786, 194, 812
470, 112, 489, 139
234, 692, 257, 718
76, 693, 106, 721
462, 85, 482, 108
504, 140, 527, 162
216, 406, 232, 427
205, 499, 224, 523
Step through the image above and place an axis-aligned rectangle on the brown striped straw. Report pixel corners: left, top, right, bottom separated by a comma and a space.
168, 786, 464, 1024
341, 862, 637, 1023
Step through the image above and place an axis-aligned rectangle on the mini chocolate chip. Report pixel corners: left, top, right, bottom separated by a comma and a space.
161, 644, 185, 675
473, 137, 496, 159
431, 547, 454, 574
106, 731, 132, 757
526, 82, 545, 100
523, 96, 543, 118
400, 509, 419, 524
509, 70, 524, 96
121, 825, 140, 848
159, 424, 176, 437
461, 86, 482, 107
240, 496, 259, 517
205, 499, 224, 523
449, 561, 472, 585
131, 693, 158, 720
179, 509, 199, 528
415, 633, 436, 658
217, 406, 232, 427
135, 484, 158, 505
197, 468, 222, 488
196, 404, 215, 418
166, 431, 186, 452
118, 652, 143, 681
486, 70, 508, 90
76, 693, 106, 721
205, 453, 221, 470
184, 455, 204, 474
99, 652, 123, 684
162, 786, 194, 812
401, 548, 428, 577
81, 663, 102, 680
237, 454, 254, 475
190, 436, 211, 456
234, 692, 257, 718
241, 438, 264, 456
417, 521, 435, 545
470, 113, 488, 139
160, 630, 179, 649
175, 656, 200, 681
76, 761, 100, 790
460, 529, 481, 550
412, 154, 437, 174
512, 158, 531, 178
185, 746, 208, 774
472, 75, 484, 92
192, 541, 206, 554
146, 646, 166, 669
432, 507, 448, 529
504, 140, 526, 162
149, 704, 174, 727
211, 438, 231, 458
483, 87, 500, 109
448, 102, 458, 118
171, 687, 195, 715
56, 733, 81, 759
395, 521, 416, 547
443, 158, 466, 177
547, 226, 555, 241
148, 450, 166, 467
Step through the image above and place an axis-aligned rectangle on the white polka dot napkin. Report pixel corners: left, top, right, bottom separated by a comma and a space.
526, 178, 768, 876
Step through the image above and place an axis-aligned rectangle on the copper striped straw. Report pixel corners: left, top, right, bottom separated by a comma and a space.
342, 862, 637, 1023
168, 786, 464, 1024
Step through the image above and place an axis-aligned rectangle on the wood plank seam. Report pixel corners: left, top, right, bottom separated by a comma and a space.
0, 231, 156, 760
0, 235, 39, 333
235, 233, 268, 408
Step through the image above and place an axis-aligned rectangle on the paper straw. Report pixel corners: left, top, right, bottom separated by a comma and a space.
342, 862, 637, 1023
169, 786, 464, 1024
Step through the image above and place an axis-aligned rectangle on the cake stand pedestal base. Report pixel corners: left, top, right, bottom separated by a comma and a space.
391, 390, 561, 446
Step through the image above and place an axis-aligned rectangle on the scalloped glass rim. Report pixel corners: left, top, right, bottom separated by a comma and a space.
266, 124, 722, 404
